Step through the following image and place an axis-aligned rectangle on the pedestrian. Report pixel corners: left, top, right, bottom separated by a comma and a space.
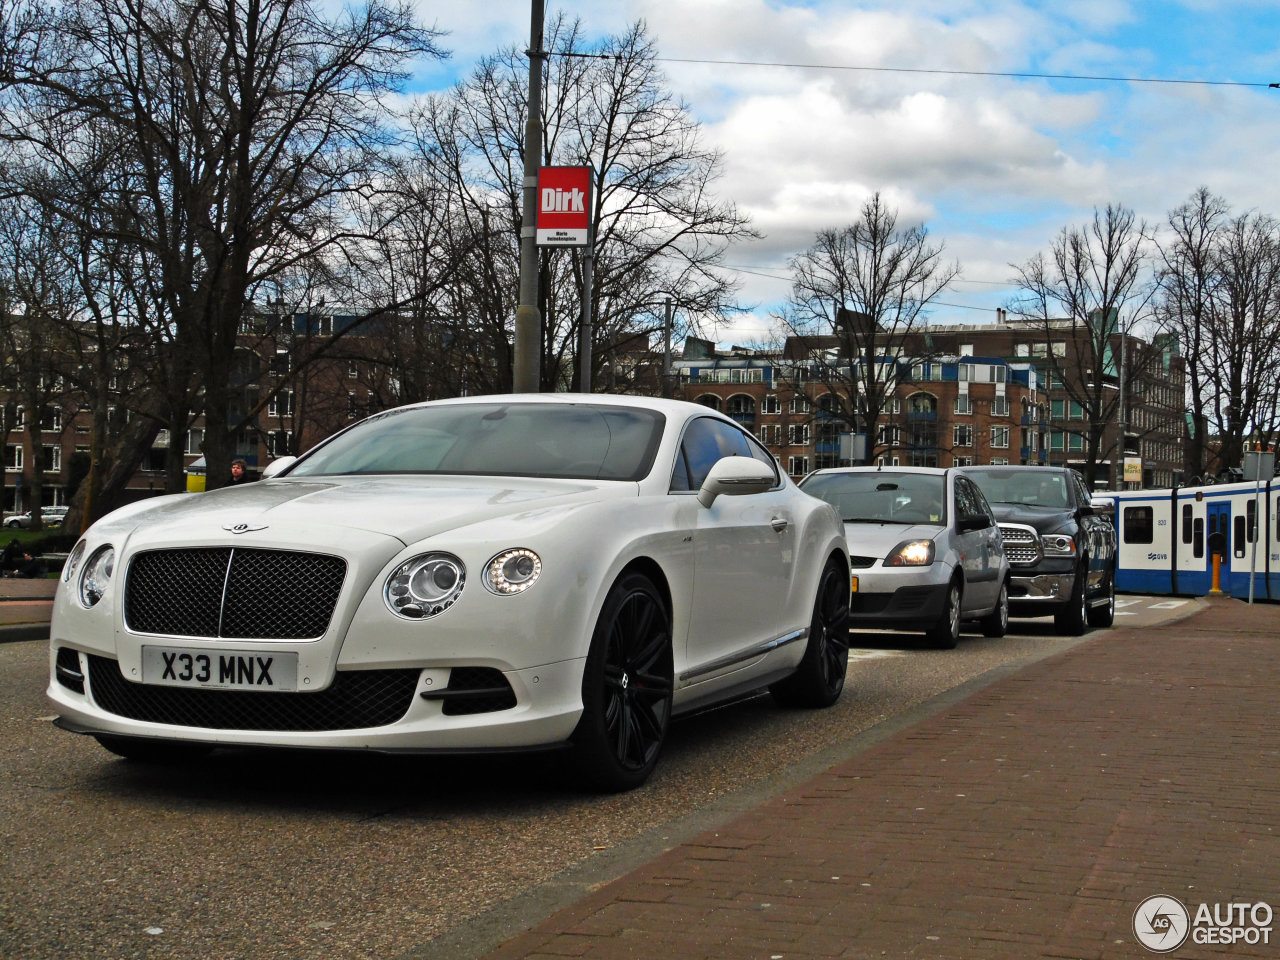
1, 538, 47, 578
229, 458, 250, 485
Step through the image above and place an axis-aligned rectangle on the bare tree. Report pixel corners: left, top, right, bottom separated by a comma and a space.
1009, 204, 1156, 487
404, 16, 754, 393
0, 0, 446, 492
777, 192, 960, 464
1155, 187, 1228, 480
1204, 210, 1280, 468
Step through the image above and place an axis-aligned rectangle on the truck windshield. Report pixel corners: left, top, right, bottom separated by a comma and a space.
964, 469, 1071, 508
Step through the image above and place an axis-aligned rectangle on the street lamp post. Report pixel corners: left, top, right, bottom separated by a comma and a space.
513, 0, 545, 393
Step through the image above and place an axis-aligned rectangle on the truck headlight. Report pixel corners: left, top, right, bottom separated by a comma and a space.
1043, 535, 1076, 557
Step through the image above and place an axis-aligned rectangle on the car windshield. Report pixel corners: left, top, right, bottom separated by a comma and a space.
964, 469, 1070, 508
802, 472, 945, 524
287, 402, 666, 482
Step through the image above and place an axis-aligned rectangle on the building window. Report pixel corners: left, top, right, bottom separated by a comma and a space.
185, 429, 204, 456
991, 397, 1010, 417
787, 456, 809, 476
270, 350, 291, 375
789, 396, 810, 415
4, 445, 22, 471
268, 430, 294, 458
268, 391, 294, 418
953, 455, 973, 467
990, 457, 1009, 465
1068, 400, 1084, 420
40, 407, 61, 431
762, 394, 780, 415
348, 361, 359, 380
43, 445, 62, 472
348, 393, 358, 419
1050, 430, 1065, 451
1068, 433, 1084, 452
758, 424, 780, 446
877, 424, 901, 446
954, 394, 972, 415
787, 424, 810, 445
953, 424, 973, 447
991, 426, 1010, 448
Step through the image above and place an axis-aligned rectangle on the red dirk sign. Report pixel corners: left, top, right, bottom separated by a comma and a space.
536, 166, 592, 246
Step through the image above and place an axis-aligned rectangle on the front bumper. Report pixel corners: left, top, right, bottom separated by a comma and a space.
1008, 571, 1077, 608
848, 566, 952, 630
47, 648, 586, 752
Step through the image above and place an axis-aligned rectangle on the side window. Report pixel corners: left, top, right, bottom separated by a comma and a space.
954, 478, 987, 526
673, 417, 770, 492
1073, 473, 1093, 508
1123, 506, 1154, 544
1182, 504, 1193, 544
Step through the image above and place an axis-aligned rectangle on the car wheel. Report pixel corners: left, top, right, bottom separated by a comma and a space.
1054, 560, 1090, 636
927, 580, 962, 649
94, 734, 214, 763
980, 580, 1009, 638
1086, 564, 1116, 628
769, 559, 850, 708
571, 572, 673, 792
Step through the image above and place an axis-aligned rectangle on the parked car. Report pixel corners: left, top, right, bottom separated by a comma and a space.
798, 466, 1009, 648
47, 395, 850, 791
4, 506, 69, 529
958, 466, 1117, 635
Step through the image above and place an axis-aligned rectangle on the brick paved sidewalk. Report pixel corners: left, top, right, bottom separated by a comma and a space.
477, 598, 1280, 960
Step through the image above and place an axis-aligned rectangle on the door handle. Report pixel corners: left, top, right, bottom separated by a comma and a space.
771, 516, 789, 532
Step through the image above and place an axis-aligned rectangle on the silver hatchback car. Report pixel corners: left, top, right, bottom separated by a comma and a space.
798, 466, 1010, 647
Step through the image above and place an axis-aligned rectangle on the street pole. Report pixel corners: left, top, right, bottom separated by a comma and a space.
661, 298, 673, 398
577, 207, 595, 392
513, 0, 545, 393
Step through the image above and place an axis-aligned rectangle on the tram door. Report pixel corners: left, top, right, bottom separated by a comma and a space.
1207, 501, 1232, 580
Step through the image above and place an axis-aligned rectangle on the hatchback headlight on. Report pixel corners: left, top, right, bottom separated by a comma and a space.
385, 553, 466, 619
884, 539, 935, 567
483, 548, 542, 595
78, 545, 115, 607
1042, 534, 1076, 557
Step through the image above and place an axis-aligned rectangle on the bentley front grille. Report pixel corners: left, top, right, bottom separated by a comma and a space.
125, 548, 347, 640
86, 655, 418, 731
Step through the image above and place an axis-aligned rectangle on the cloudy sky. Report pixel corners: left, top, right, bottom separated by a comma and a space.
407, 1, 1280, 346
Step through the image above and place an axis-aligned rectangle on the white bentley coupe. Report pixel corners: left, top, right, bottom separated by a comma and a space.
48, 395, 850, 790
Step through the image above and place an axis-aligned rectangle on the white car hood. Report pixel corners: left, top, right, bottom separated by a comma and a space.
843, 521, 942, 560
101, 475, 634, 546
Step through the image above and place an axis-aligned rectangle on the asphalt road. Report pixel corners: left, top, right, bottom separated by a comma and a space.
0, 596, 1200, 960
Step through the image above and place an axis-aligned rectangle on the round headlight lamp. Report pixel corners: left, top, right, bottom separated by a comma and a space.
62, 540, 87, 585
483, 548, 542, 595
384, 553, 466, 619
78, 545, 115, 607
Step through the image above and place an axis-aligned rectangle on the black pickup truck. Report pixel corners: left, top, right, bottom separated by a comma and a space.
958, 466, 1117, 635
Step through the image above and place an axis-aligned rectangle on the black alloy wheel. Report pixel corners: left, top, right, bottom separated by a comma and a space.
571, 572, 673, 792
1054, 559, 1091, 636
770, 560, 850, 708
1087, 564, 1117, 628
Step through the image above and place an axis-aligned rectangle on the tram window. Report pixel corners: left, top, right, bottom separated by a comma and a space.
1276, 497, 1280, 540
1182, 504, 1193, 543
1193, 517, 1204, 559
1124, 506, 1154, 544
1234, 515, 1246, 557
1247, 499, 1257, 542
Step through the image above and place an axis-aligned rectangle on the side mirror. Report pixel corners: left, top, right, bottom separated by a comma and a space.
697, 457, 776, 509
260, 456, 297, 479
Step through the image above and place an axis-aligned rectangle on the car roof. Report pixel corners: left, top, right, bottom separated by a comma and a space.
804, 466, 952, 478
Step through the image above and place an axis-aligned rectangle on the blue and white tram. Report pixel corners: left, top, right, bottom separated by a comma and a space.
1101, 480, 1280, 599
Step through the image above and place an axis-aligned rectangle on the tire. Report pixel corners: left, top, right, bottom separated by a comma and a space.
927, 580, 962, 649
1054, 560, 1090, 636
94, 734, 213, 763
1087, 564, 1116, 628
770, 560, 850, 708
980, 580, 1009, 638
570, 572, 673, 792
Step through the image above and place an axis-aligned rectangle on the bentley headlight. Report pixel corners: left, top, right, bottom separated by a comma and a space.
483, 548, 542, 595
1043, 534, 1077, 557
78, 545, 115, 607
62, 540, 87, 584
385, 553, 466, 619
884, 539, 936, 567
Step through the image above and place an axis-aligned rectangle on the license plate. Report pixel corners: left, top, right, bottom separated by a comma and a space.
850, 575, 859, 594
142, 646, 298, 692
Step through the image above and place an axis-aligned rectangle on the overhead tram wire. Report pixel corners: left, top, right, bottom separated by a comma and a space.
559, 51, 1277, 90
